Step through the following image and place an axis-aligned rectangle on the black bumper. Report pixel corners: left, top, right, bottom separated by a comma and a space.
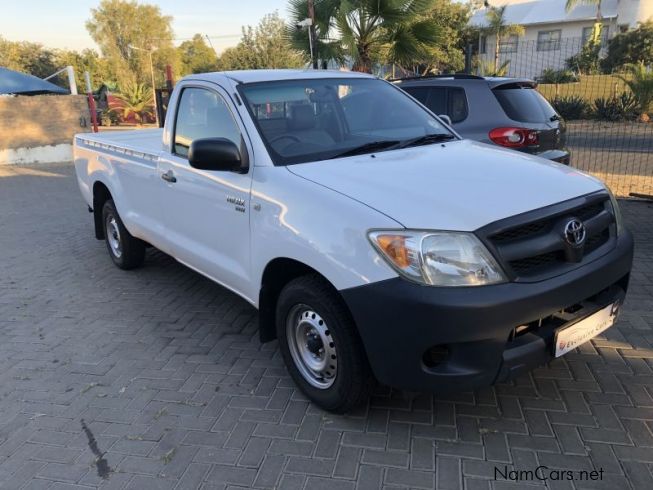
341, 231, 633, 393
533, 149, 571, 165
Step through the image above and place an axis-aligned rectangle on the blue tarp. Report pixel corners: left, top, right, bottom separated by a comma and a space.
0, 67, 69, 95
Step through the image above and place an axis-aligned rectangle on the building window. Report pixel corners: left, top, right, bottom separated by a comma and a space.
581, 25, 609, 46
479, 35, 487, 54
499, 35, 519, 53
537, 30, 562, 51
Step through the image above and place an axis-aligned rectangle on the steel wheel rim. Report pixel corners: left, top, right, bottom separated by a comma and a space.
286, 304, 337, 389
106, 216, 122, 258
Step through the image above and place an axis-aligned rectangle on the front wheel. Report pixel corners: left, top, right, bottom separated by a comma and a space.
276, 275, 373, 413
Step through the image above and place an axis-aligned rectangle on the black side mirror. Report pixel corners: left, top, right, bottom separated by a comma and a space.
188, 138, 246, 173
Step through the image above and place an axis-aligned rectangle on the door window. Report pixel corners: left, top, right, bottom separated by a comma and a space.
404, 86, 468, 123
447, 88, 468, 123
425, 88, 447, 115
174, 87, 241, 157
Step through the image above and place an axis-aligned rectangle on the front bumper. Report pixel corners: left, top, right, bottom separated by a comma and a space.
341, 231, 633, 393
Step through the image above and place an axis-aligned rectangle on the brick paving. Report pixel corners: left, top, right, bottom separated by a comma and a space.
1, 162, 653, 490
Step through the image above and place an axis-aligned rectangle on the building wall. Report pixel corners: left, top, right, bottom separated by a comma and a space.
0, 95, 91, 164
472, 0, 651, 79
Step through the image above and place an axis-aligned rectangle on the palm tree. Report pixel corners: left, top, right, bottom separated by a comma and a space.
113, 81, 154, 125
566, 0, 605, 71
288, 0, 440, 73
566, 0, 602, 20
619, 62, 653, 117
484, 6, 524, 74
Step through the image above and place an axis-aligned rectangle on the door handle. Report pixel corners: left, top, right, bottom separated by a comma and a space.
161, 170, 177, 183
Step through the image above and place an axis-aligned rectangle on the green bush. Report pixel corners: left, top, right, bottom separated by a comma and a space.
551, 95, 590, 120
566, 40, 601, 75
619, 62, 653, 116
539, 68, 579, 84
602, 21, 653, 73
593, 92, 639, 121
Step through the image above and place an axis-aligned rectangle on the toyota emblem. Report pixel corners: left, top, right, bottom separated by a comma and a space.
564, 219, 586, 247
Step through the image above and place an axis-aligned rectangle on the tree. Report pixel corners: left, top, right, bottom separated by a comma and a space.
217, 12, 306, 70
0, 37, 58, 79
565, 0, 603, 74
86, 0, 178, 88
483, 6, 524, 74
178, 34, 218, 75
601, 21, 653, 73
0, 36, 110, 90
419, 0, 471, 74
565, 27, 602, 74
288, 0, 441, 73
55, 49, 108, 90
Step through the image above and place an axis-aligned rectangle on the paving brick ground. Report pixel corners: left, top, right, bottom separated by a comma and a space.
1, 162, 652, 490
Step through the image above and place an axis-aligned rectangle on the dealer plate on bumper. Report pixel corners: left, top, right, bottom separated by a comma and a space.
554, 302, 621, 357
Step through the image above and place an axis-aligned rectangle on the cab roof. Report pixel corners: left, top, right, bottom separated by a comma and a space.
185, 69, 375, 85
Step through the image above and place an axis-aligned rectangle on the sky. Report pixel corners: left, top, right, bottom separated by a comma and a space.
0, 0, 471, 53
0, 0, 290, 53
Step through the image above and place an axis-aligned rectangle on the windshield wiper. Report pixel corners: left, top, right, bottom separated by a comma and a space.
329, 140, 401, 159
397, 133, 456, 149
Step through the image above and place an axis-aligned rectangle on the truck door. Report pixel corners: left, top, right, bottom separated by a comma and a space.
157, 83, 253, 300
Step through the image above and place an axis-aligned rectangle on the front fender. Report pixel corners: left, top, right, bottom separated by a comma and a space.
249, 166, 400, 305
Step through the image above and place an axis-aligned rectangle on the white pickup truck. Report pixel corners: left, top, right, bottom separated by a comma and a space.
75, 70, 633, 412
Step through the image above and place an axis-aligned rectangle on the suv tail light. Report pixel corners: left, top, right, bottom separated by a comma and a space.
489, 127, 539, 148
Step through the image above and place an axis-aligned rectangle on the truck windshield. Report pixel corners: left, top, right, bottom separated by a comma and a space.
239, 78, 455, 165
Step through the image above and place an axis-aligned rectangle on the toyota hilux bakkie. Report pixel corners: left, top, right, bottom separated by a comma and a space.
74, 70, 633, 412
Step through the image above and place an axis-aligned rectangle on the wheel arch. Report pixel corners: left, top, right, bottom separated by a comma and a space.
92, 181, 112, 240
258, 257, 350, 344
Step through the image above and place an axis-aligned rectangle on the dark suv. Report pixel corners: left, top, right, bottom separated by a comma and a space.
395, 74, 570, 165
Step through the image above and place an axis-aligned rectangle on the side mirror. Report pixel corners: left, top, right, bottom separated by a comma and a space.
188, 138, 246, 173
438, 114, 452, 127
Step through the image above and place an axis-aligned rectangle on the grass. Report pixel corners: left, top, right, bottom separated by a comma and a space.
538, 74, 632, 102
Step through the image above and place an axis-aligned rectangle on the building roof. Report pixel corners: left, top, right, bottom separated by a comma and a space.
470, 0, 618, 28
0, 67, 69, 95
185, 69, 374, 85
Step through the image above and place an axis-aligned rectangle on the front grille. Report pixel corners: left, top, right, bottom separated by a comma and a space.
510, 251, 561, 275
584, 229, 610, 255
492, 221, 549, 243
575, 202, 605, 221
482, 194, 615, 280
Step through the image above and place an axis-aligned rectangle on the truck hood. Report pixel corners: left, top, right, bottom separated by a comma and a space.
287, 140, 605, 231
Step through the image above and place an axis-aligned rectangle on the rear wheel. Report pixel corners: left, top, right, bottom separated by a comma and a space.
102, 199, 145, 270
276, 274, 373, 413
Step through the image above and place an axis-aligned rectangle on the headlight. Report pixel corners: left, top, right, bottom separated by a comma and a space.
607, 188, 624, 236
368, 230, 507, 287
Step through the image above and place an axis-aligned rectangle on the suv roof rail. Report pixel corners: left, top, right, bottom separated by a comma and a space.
390, 73, 484, 82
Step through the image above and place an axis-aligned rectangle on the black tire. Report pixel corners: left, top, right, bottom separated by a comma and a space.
276, 274, 373, 413
102, 199, 145, 270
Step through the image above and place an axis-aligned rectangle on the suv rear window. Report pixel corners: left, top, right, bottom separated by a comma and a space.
493, 85, 557, 123
403, 86, 468, 123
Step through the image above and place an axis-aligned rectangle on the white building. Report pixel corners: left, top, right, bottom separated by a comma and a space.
469, 0, 653, 78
